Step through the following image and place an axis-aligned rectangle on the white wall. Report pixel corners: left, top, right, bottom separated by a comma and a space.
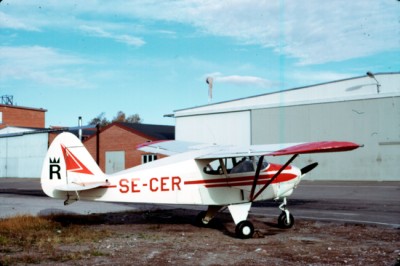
0, 133, 48, 178
251, 97, 400, 180
176, 111, 251, 146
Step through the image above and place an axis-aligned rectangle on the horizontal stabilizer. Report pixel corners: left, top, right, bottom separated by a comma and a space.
55, 181, 110, 192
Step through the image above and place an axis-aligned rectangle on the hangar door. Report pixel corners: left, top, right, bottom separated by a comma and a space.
0, 133, 48, 178
176, 111, 251, 145
105, 151, 125, 174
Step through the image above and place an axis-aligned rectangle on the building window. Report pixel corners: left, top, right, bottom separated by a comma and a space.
142, 154, 157, 164
0, 112, 2, 124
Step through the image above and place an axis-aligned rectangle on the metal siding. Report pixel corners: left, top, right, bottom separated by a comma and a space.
174, 73, 399, 117
251, 97, 400, 181
0, 133, 48, 178
176, 111, 251, 145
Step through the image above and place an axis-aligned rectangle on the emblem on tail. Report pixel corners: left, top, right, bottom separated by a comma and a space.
49, 157, 61, 180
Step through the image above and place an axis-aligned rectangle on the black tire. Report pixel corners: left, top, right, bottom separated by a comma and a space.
278, 211, 294, 229
235, 220, 254, 239
195, 211, 208, 227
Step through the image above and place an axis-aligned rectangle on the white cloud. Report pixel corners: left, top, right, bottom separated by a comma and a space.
217, 75, 271, 88
0, 11, 39, 31
0, 46, 88, 66
79, 25, 145, 47
2, 0, 398, 65
98, 0, 399, 65
0, 46, 92, 88
206, 72, 273, 88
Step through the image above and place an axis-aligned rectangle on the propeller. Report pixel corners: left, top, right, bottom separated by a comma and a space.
301, 162, 319, 175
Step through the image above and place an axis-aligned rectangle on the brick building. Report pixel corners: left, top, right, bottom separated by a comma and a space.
0, 104, 46, 129
0, 103, 174, 177
84, 122, 175, 173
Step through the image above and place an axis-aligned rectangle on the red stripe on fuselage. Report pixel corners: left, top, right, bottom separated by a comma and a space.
184, 172, 297, 188
203, 173, 297, 188
184, 163, 296, 188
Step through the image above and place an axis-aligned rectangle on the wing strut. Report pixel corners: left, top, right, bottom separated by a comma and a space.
250, 154, 298, 202
249, 155, 265, 201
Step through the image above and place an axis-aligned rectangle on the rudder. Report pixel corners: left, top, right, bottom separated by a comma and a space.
41, 132, 105, 198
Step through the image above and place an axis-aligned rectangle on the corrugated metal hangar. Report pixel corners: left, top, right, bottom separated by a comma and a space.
173, 72, 400, 181
0, 104, 48, 178
0, 127, 48, 178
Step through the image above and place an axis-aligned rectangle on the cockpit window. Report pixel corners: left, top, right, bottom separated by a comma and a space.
203, 157, 269, 175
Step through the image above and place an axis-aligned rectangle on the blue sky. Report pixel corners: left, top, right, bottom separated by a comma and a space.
1, 0, 399, 127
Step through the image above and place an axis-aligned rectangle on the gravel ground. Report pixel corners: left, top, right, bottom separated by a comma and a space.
4, 208, 399, 266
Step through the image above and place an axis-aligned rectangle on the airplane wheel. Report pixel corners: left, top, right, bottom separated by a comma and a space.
235, 220, 254, 239
278, 211, 294, 229
195, 211, 209, 227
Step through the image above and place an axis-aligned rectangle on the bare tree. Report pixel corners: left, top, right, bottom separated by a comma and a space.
88, 112, 110, 127
88, 111, 142, 128
126, 113, 142, 123
112, 111, 126, 122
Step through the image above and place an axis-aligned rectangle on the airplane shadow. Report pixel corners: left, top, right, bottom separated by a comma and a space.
252, 199, 317, 208
43, 207, 288, 239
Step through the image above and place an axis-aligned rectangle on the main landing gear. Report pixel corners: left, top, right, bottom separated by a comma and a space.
196, 199, 295, 239
195, 203, 255, 239
235, 220, 254, 239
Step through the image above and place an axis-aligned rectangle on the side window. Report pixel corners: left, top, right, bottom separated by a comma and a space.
203, 159, 223, 175
142, 154, 157, 164
203, 157, 269, 175
230, 157, 269, 174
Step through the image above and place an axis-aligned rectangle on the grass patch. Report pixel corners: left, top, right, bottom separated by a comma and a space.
0, 214, 110, 265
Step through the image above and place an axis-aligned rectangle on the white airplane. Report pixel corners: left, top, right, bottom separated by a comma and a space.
41, 132, 361, 238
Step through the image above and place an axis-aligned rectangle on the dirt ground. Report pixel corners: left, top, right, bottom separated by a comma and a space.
3, 208, 400, 266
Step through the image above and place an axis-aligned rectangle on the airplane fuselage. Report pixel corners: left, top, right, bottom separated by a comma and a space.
60, 151, 302, 206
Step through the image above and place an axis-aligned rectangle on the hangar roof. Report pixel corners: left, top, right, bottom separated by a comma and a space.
117, 122, 175, 140
99, 122, 175, 141
174, 72, 400, 117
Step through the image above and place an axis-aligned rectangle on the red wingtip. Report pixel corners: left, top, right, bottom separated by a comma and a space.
268, 141, 362, 156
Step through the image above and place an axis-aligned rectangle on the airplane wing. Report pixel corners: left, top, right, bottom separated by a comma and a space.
137, 140, 218, 156
138, 140, 361, 158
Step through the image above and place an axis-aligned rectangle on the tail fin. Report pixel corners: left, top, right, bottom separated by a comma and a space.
41, 132, 107, 199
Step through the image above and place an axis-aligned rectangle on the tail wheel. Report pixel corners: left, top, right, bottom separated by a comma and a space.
195, 211, 209, 227
278, 211, 294, 229
235, 220, 254, 239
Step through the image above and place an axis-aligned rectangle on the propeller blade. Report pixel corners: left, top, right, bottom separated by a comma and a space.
301, 162, 318, 175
